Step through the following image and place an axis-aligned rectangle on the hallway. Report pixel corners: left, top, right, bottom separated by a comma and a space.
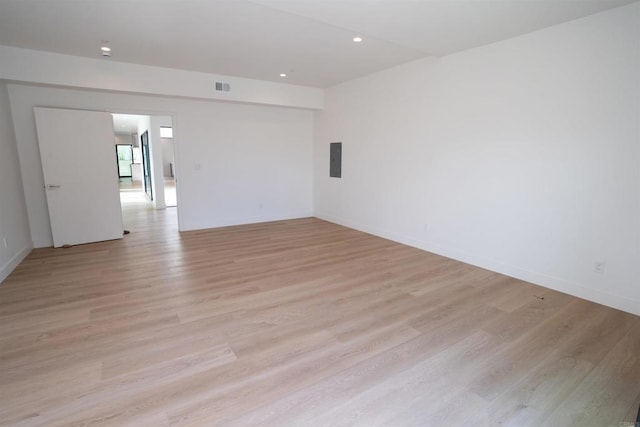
119, 178, 178, 238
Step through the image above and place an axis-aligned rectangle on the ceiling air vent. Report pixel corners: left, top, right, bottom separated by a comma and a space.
215, 82, 231, 92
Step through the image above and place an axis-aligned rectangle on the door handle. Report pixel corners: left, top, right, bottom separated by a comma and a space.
46, 184, 61, 190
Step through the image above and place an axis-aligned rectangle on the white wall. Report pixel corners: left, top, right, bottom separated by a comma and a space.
9, 84, 313, 248
114, 133, 133, 145
314, 3, 640, 315
0, 81, 32, 282
0, 45, 323, 110
161, 138, 175, 177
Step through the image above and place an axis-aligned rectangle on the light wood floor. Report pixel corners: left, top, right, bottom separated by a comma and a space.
1, 197, 639, 426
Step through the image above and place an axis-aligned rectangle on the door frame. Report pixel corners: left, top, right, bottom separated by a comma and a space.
109, 110, 182, 231
141, 130, 153, 201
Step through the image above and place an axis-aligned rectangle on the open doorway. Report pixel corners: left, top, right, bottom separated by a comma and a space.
111, 113, 178, 232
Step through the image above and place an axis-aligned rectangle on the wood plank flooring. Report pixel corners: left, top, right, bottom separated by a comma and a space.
1, 194, 639, 426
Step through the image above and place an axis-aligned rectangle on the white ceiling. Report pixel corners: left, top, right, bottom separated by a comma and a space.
0, 0, 635, 88
112, 114, 147, 135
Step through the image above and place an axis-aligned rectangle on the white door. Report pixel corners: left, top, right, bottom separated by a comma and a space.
34, 107, 123, 247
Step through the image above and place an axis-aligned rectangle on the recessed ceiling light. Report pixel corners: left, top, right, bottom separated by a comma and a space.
280, 73, 287, 78
100, 46, 111, 52
353, 36, 363, 43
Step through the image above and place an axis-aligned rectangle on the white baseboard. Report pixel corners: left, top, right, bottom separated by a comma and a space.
0, 245, 33, 283
181, 211, 314, 232
314, 213, 640, 317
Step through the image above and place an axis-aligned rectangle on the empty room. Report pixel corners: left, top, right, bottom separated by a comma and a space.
0, 1, 639, 426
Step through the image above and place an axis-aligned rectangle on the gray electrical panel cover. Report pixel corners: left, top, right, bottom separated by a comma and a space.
330, 142, 342, 178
